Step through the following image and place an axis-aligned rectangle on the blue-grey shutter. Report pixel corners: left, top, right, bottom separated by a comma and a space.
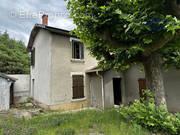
72, 40, 74, 58
81, 43, 84, 59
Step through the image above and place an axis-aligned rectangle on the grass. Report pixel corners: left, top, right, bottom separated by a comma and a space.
0, 109, 151, 135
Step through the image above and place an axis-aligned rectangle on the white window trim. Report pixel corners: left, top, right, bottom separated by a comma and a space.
71, 72, 86, 101
70, 37, 80, 42
71, 72, 85, 77
71, 59, 85, 63
71, 97, 87, 102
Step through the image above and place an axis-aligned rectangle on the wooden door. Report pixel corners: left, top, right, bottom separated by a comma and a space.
138, 79, 146, 101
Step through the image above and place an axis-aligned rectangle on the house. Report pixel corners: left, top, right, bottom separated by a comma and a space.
0, 73, 17, 111
27, 15, 97, 110
28, 15, 180, 112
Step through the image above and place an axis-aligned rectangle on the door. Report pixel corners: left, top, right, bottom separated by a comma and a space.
138, 79, 146, 101
113, 78, 122, 105
10, 83, 14, 105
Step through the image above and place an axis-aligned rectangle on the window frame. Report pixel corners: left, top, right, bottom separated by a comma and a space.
70, 38, 84, 60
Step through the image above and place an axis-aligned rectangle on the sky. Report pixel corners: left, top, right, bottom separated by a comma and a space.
0, 0, 76, 46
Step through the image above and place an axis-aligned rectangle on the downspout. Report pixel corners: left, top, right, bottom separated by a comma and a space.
96, 71, 105, 110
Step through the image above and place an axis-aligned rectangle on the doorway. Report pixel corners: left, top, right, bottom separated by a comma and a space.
10, 83, 14, 105
113, 78, 122, 105
32, 79, 35, 98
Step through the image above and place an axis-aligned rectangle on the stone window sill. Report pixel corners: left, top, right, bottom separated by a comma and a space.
71, 97, 86, 102
71, 59, 85, 63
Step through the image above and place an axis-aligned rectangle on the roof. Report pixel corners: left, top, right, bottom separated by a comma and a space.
86, 66, 109, 73
0, 73, 17, 82
27, 24, 77, 51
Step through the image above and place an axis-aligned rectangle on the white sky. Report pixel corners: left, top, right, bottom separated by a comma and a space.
0, 0, 76, 45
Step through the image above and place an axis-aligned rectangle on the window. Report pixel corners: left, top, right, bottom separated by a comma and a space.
72, 75, 84, 99
72, 40, 84, 59
31, 49, 35, 66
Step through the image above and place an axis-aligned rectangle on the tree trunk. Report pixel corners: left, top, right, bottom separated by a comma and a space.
143, 53, 167, 108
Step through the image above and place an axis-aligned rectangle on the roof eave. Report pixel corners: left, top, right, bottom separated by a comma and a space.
27, 24, 77, 52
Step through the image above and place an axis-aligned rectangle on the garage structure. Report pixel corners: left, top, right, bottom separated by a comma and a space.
0, 73, 17, 111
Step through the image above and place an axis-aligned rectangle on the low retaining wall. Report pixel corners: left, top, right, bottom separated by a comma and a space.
8, 74, 30, 104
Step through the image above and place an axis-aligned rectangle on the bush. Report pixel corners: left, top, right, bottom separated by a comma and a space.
117, 90, 180, 135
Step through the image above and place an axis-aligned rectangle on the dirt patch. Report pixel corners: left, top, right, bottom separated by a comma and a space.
0, 100, 44, 119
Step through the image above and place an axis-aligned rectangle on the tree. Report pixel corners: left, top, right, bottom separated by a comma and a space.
0, 32, 30, 74
67, 0, 180, 108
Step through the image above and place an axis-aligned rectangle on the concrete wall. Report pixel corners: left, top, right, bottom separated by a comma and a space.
30, 29, 52, 105
124, 65, 144, 104
8, 74, 30, 103
103, 69, 126, 108
0, 78, 11, 111
50, 34, 97, 108
124, 65, 180, 112
89, 69, 126, 109
163, 68, 180, 112
89, 73, 103, 109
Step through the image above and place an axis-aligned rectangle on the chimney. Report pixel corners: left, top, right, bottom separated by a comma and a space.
42, 14, 48, 25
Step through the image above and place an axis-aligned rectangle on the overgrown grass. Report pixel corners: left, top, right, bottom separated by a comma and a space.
0, 109, 151, 135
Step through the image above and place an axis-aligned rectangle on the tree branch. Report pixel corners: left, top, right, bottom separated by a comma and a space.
142, 31, 180, 57
101, 28, 134, 48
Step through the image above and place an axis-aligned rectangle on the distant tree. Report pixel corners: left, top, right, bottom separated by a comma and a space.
67, 0, 180, 108
0, 32, 30, 74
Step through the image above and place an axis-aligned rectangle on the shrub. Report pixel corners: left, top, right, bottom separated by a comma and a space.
117, 90, 180, 135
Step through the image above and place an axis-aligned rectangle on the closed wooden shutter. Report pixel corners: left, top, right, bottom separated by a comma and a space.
72, 75, 84, 99
138, 78, 146, 101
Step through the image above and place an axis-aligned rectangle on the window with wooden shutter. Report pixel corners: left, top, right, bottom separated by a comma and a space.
72, 75, 84, 99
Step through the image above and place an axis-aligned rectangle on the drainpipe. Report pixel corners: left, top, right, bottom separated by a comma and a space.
96, 71, 105, 110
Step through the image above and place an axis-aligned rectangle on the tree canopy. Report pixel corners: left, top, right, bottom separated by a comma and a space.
0, 32, 30, 74
67, 0, 180, 107
67, 0, 180, 70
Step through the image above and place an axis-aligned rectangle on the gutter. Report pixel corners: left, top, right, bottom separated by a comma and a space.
96, 71, 105, 110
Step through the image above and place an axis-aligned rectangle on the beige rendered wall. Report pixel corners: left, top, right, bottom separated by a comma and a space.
50, 34, 97, 108
89, 73, 103, 109
30, 29, 52, 105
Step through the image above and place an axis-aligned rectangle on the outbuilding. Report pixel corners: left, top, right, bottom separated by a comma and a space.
86, 65, 180, 112
0, 73, 17, 111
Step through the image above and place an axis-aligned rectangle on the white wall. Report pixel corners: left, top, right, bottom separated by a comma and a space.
0, 78, 11, 111
30, 29, 52, 105
8, 74, 30, 103
163, 68, 180, 112
103, 69, 126, 108
124, 65, 144, 104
